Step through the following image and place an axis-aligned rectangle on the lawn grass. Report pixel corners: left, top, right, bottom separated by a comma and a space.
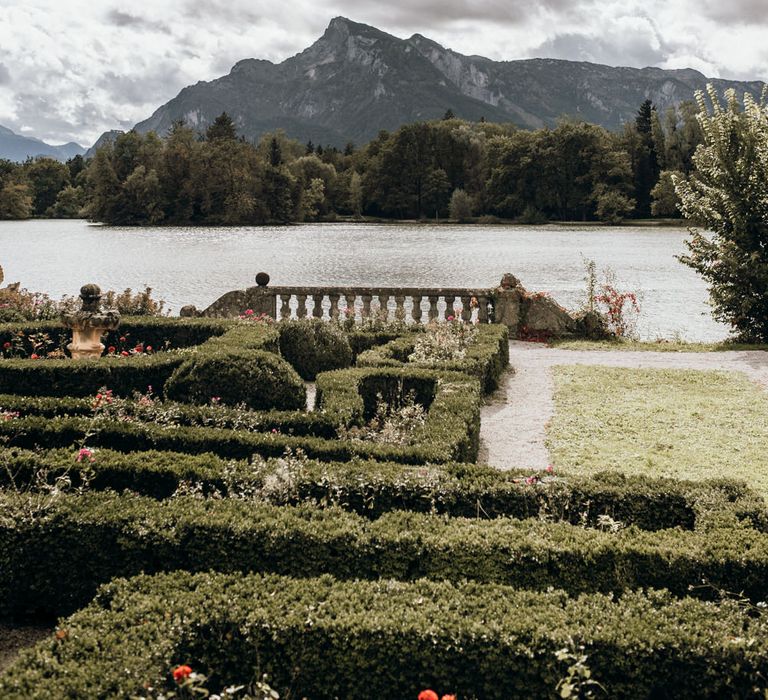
551, 339, 768, 352
548, 365, 768, 496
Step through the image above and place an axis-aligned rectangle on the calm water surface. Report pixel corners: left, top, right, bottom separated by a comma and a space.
0, 219, 726, 341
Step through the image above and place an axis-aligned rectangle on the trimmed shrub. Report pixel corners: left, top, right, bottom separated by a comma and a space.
164, 349, 305, 411
0, 353, 186, 397
278, 319, 353, 379
356, 324, 509, 392
5, 491, 768, 620
6, 449, 763, 530
4, 572, 768, 699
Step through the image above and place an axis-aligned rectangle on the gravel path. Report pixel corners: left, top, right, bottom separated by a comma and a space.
479, 341, 768, 470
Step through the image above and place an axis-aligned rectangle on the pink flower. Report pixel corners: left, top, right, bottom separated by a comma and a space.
76, 448, 94, 463
545, 465, 554, 474
245, 309, 254, 316
446, 315, 454, 322
30, 353, 40, 360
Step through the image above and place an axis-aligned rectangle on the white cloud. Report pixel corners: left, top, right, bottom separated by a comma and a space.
0, 0, 765, 146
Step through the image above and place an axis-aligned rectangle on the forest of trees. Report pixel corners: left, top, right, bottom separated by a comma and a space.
0, 101, 704, 226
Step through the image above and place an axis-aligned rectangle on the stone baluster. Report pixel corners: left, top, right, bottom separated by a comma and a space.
329, 293, 341, 320
311, 293, 324, 318
394, 294, 406, 322
444, 295, 456, 320
477, 295, 490, 323
461, 295, 472, 322
279, 294, 292, 320
344, 293, 357, 322
428, 295, 439, 321
296, 294, 308, 319
361, 294, 372, 320
411, 295, 423, 324
378, 293, 390, 321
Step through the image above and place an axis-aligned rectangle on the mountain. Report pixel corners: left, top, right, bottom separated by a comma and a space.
118, 17, 764, 147
84, 130, 124, 159
0, 125, 85, 162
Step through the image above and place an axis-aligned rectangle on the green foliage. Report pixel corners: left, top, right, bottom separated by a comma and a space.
356, 323, 509, 392
3, 481, 768, 620
6, 449, 761, 530
277, 319, 353, 380
165, 349, 306, 411
650, 169, 683, 217
448, 188, 473, 221
674, 85, 768, 342
5, 572, 768, 698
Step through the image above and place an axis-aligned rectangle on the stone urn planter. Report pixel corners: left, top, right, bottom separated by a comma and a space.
62, 284, 120, 360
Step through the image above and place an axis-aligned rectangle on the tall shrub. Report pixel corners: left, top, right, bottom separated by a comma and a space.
674, 86, 768, 342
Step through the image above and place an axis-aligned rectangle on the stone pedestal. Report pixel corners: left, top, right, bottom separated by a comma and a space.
62, 284, 120, 361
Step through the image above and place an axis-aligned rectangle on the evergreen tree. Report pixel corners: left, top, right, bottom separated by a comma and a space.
206, 112, 238, 142
269, 137, 282, 167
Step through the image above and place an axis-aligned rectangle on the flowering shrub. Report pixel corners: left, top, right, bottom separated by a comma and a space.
339, 390, 427, 446
238, 309, 273, 323
409, 318, 478, 363
418, 690, 456, 700
134, 665, 279, 699
1, 331, 66, 359
581, 259, 641, 339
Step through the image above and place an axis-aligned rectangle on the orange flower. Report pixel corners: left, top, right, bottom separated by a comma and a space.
419, 691, 438, 700
172, 665, 192, 682
442, 695, 457, 700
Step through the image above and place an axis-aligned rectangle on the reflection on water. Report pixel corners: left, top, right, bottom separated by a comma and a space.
0, 219, 726, 341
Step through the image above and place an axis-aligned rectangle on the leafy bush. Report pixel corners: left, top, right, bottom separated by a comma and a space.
356, 324, 509, 392
4, 489, 768, 620
165, 349, 306, 411
4, 572, 768, 699
3, 448, 764, 529
674, 86, 768, 342
277, 319, 353, 379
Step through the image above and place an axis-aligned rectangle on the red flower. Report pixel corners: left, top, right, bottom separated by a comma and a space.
145, 345, 153, 352
107, 346, 116, 354
2, 342, 10, 349
419, 691, 439, 700
121, 351, 130, 357
119, 336, 127, 342
30, 353, 39, 360
172, 665, 192, 682
134, 345, 143, 353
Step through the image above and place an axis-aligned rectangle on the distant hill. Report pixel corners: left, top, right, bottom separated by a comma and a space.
0, 125, 85, 162
84, 130, 124, 159
113, 17, 765, 148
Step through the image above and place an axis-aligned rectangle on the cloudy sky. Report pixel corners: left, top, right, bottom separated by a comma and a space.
0, 0, 766, 147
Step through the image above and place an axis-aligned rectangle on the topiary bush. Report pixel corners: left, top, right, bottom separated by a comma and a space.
278, 319, 353, 380
164, 349, 305, 411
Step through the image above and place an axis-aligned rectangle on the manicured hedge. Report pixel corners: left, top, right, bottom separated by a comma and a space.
278, 319, 353, 379
356, 324, 510, 392
0, 321, 280, 398
0, 352, 187, 397
4, 490, 768, 620
0, 394, 338, 436
0, 317, 233, 354
4, 572, 768, 699
3, 448, 764, 531
165, 349, 306, 411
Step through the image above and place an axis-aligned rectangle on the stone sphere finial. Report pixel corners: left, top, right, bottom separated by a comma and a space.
255, 272, 270, 287
79, 283, 102, 311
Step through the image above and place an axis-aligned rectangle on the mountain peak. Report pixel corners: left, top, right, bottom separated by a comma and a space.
322, 16, 395, 43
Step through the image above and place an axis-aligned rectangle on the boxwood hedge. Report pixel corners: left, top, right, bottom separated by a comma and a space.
3, 571, 768, 699
2, 448, 764, 531
356, 323, 510, 392
3, 490, 768, 619
0, 368, 482, 464
0, 321, 280, 398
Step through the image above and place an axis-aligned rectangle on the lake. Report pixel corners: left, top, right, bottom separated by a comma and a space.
0, 219, 727, 341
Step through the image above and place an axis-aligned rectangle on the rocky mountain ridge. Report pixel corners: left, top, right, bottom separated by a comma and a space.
105, 17, 768, 149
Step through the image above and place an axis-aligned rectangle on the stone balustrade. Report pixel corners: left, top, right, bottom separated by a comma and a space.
182, 272, 604, 339
270, 286, 493, 324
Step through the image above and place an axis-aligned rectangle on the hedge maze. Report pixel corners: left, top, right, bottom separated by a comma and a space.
2, 318, 768, 698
